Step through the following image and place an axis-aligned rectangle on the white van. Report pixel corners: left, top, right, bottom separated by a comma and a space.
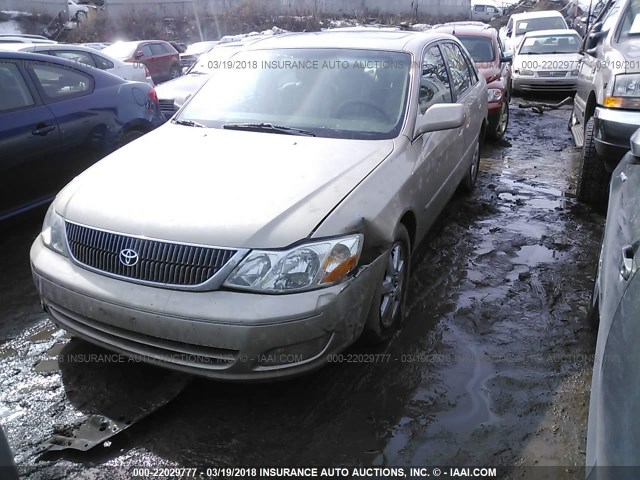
470, 1, 503, 22
500, 10, 569, 52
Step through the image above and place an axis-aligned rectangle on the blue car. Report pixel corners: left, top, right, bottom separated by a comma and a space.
0, 51, 164, 221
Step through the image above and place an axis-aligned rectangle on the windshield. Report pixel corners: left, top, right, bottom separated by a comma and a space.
176, 48, 411, 140
102, 42, 137, 59
519, 33, 581, 54
189, 46, 243, 74
515, 17, 567, 36
458, 36, 495, 63
619, 0, 640, 39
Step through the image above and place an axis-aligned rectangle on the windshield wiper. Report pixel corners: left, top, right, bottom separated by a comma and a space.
222, 122, 316, 137
173, 119, 207, 128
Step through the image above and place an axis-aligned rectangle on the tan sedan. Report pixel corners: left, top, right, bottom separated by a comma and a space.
31, 30, 488, 380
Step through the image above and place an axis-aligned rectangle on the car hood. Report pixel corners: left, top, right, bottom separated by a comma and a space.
515, 52, 581, 69
56, 125, 394, 249
155, 73, 209, 102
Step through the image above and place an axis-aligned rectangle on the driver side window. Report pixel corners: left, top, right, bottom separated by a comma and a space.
419, 44, 452, 115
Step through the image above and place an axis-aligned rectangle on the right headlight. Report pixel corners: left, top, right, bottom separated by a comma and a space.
41, 204, 68, 256
518, 68, 534, 76
604, 74, 640, 109
224, 234, 363, 293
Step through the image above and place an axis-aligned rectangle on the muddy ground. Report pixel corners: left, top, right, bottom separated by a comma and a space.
0, 97, 603, 479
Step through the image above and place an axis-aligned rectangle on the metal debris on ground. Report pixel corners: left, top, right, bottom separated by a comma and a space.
518, 96, 573, 114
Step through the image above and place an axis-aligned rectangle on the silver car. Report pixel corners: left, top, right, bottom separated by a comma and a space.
586, 129, 640, 477
30, 30, 488, 381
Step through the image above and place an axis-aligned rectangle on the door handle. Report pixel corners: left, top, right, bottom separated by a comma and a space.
32, 124, 55, 136
620, 244, 635, 280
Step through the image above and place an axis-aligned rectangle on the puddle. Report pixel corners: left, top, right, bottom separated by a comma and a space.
515, 245, 558, 266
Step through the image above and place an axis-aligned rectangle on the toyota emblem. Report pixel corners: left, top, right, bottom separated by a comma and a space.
119, 248, 139, 267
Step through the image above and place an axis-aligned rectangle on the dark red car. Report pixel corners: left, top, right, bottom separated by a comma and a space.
103, 40, 181, 84
434, 22, 513, 140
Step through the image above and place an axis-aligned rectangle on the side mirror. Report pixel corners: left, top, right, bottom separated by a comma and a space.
414, 103, 465, 139
630, 128, 640, 158
134, 50, 144, 58
500, 52, 513, 63
585, 30, 607, 51
506, 29, 513, 37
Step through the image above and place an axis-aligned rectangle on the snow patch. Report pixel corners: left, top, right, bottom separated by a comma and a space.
0, 19, 21, 34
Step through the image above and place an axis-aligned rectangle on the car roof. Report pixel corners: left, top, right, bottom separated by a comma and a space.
432, 22, 497, 37
0, 50, 125, 83
0, 36, 57, 44
522, 28, 579, 37
240, 29, 456, 54
510, 10, 565, 21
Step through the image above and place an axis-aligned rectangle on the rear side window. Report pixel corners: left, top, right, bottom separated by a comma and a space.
29, 63, 93, 102
51, 50, 96, 67
441, 42, 474, 99
150, 44, 165, 55
419, 44, 453, 114
0, 62, 35, 112
92, 53, 114, 70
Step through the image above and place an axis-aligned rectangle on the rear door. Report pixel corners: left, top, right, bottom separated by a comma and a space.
0, 59, 62, 219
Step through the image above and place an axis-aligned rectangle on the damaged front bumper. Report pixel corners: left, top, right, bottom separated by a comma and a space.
30, 238, 385, 381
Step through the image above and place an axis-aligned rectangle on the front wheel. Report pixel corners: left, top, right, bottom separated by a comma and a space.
489, 100, 509, 140
362, 224, 411, 344
169, 66, 181, 79
576, 117, 609, 207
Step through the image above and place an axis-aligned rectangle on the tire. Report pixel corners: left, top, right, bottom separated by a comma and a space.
362, 224, 411, 344
576, 117, 610, 207
461, 135, 481, 192
488, 100, 509, 140
169, 66, 181, 79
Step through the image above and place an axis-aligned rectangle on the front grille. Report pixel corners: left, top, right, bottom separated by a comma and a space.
65, 222, 237, 287
538, 71, 568, 77
159, 99, 177, 118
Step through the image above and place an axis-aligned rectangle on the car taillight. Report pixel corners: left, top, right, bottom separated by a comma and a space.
148, 88, 159, 104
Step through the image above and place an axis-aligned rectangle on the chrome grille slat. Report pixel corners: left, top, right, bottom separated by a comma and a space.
65, 222, 237, 287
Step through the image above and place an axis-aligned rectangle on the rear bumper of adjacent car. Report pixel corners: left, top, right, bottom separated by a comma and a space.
512, 75, 577, 92
593, 106, 640, 170
30, 238, 385, 381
